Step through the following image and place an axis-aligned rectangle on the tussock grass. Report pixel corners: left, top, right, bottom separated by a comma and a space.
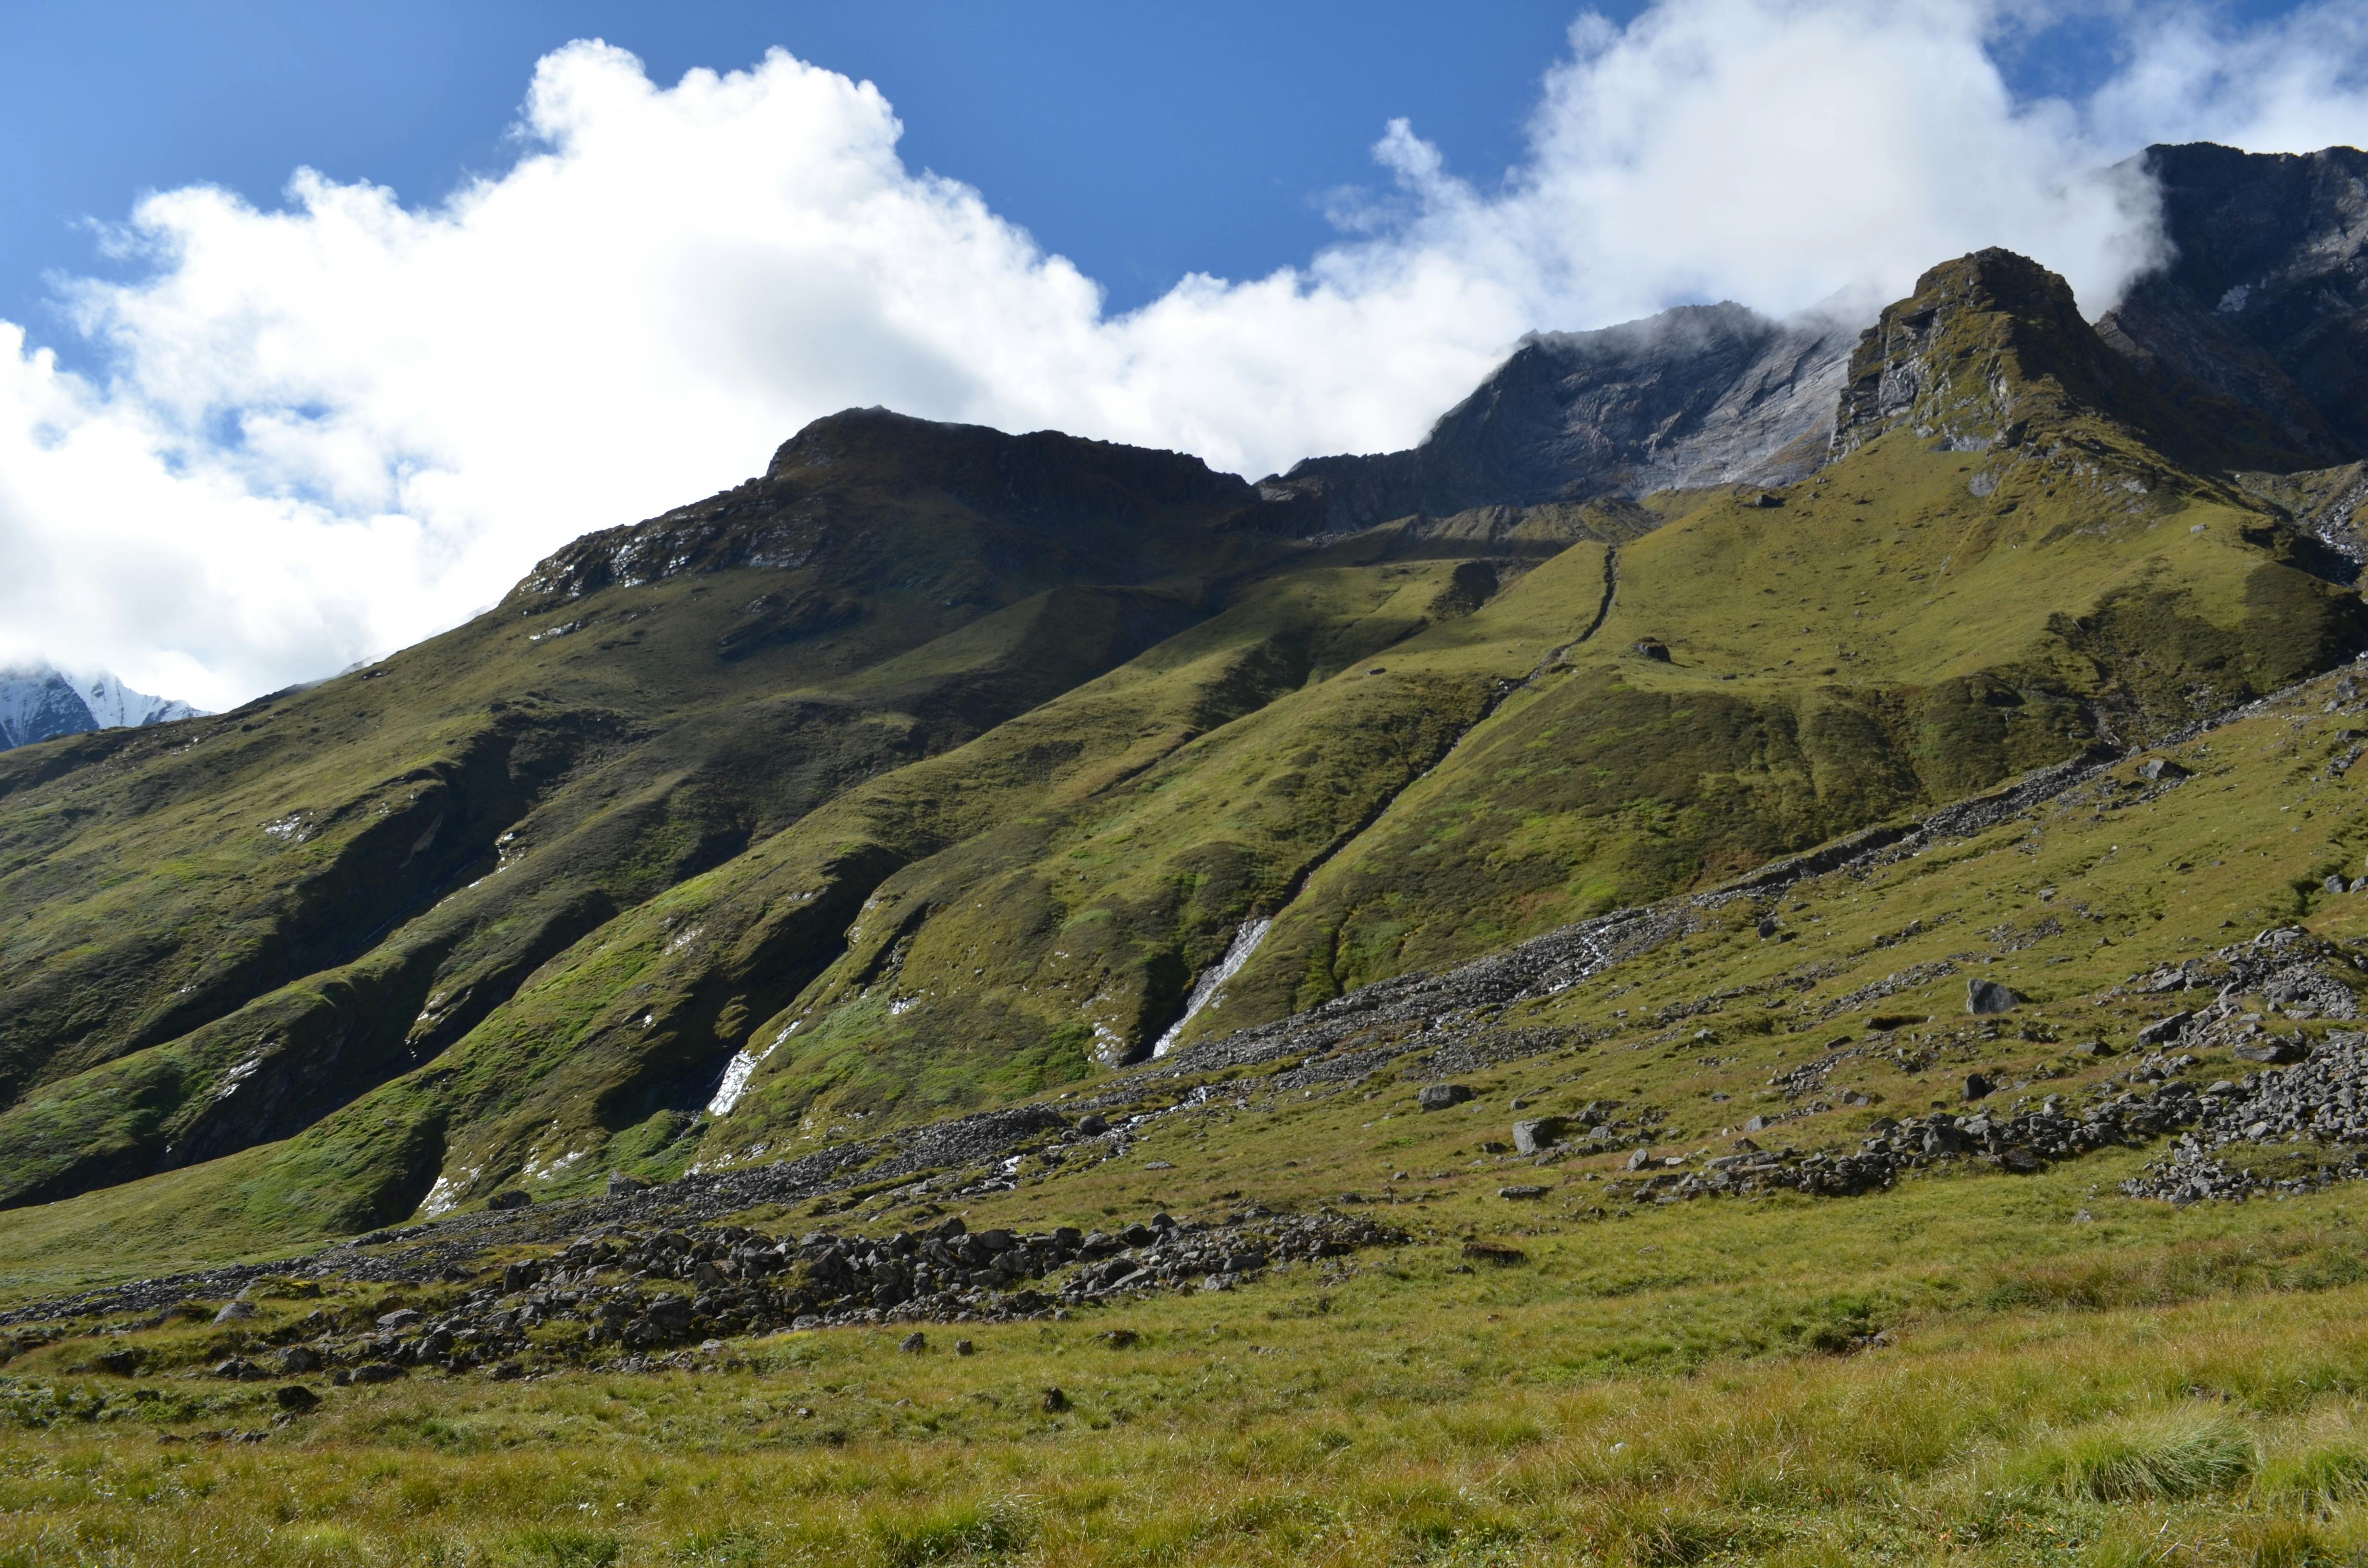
2013, 1411, 2256, 1501
9, 1258, 2368, 1563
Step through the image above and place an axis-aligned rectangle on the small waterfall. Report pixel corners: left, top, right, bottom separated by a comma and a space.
1152, 918, 1272, 1058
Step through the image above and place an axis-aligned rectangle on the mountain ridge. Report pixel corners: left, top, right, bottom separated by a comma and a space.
0, 141, 2362, 1262
0, 662, 204, 751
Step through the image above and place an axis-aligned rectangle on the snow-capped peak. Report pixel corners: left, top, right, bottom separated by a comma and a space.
0, 662, 206, 751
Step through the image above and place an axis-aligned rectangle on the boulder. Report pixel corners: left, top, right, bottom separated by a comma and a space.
1497, 1185, 1549, 1200
1966, 978, 2023, 1015
485, 1188, 532, 1211
2233, 1038, 2309, 1065
274, 1385, 321, 1413
899, 1332, 927, 1354
1512, 1116, 1573, 1154
1963, 1073, 1997, 1100
2135, 1011, 2194, 1049
1417, 1083, 1475, 1111
1075, 1114, 1110, 1136
606, 1171, 651, 1197
1632, 639, 1673, 662
2137, 758, 2192, 782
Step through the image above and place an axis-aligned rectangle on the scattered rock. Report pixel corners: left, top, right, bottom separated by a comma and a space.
211, 1301, 254, 1324
376, 1308, 421, 1332
2137, 758, 2192, 782
274, 1385, 320, 1413
1512, 1116, 1572, 1155
1627, 1148, 1654, 1171
1966, 979, 2023, 1015
2136, 1012, 2195, 1049
606, 1172, 651, 1197
1417, 1084, 1475, 1111
2233, 1039, 2310, 1065
899, 1332, 927, 1354
273, 1347, 320, 1376
1497, 1185, 1549, 1200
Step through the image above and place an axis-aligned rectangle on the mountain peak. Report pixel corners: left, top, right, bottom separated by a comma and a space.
0, 662, 204, 751
1829, 246, 2121, 458
1268, 299, 1857, 529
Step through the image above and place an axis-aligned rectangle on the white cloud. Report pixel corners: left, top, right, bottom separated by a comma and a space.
1, 0, 2363, 710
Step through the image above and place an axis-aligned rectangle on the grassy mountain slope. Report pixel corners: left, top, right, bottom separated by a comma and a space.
1179, 250, 2364, 1039
0, 250, 2361, 1255
9, 576, 2368, 1568
0, 410, 1318, 1211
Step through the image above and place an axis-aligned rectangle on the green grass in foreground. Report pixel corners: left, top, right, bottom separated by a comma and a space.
10, 1162, 2368, 1564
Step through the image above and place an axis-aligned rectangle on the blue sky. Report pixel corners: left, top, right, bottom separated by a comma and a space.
7, 2, 1599, 352
0, 0, 2314, 357
0, 0, 2360, 707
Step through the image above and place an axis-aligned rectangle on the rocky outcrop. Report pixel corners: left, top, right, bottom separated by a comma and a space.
1269, 304, 1855, 530
513, 406, 1323, 607
2103, 143, 2368, 463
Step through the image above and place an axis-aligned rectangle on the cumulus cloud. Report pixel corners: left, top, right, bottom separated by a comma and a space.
1, 0, 2363, 709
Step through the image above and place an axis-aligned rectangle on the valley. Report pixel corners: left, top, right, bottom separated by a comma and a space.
0, 140, 2365, 1564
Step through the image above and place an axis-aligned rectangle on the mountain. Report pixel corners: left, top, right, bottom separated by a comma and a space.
0, 141, 2364, 1282
0, 662, 203, 750
1268, 303, 1858, 530
2098, 141, 2368, 463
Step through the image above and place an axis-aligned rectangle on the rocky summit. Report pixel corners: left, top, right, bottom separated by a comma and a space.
10, 139, 2368, 1566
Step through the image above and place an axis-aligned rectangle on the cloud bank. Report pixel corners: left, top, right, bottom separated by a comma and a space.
2, 0, 2364, 710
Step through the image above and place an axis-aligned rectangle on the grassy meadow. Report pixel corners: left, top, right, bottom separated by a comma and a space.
9, 1160, 2368, 1564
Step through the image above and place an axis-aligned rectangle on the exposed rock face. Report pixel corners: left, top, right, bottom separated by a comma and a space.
1274, 142, 2367, 537
1829, 248, 2156, 458
2101, 143, 2368, 463
515, 406, 1322, 607
1269, 303, 1857, 530
0, 663, 203, 751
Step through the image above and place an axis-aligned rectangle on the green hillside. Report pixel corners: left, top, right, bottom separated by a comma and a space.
5, 225, 2368, 1564
0, 251, 2360, 1253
